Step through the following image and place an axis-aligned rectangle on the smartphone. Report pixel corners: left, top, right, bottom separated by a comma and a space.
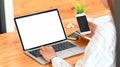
67, 32, 79, 40
76, 13, 91, 34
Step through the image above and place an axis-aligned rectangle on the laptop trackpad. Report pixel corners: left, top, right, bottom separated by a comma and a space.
56, 46, 84, 58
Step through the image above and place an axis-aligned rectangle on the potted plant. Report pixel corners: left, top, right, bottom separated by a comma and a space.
74, 1, 88, 17
74, 1, 94, 23
67, 1, 88, 29
74, 1, 87, 15
74, 1, 92, 36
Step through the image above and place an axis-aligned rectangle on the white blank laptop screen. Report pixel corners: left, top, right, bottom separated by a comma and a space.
15, 10, 66, 50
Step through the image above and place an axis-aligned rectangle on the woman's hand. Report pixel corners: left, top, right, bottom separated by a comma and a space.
40, 46, 56, 62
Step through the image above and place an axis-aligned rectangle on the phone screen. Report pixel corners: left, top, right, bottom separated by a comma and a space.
76, 15, 90, 33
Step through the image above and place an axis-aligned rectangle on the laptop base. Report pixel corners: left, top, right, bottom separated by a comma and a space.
25, 45, 84, 64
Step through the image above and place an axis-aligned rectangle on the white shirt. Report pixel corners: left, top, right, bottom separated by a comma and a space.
51, 16, 116, 67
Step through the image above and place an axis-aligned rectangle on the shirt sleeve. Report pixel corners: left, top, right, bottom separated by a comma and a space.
81, 22, 116, 67
51, 57, 71, 67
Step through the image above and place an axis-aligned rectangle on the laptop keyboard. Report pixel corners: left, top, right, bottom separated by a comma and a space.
29, 49, 41, 57
28, 41, 76, 58
52, 41, 76, 52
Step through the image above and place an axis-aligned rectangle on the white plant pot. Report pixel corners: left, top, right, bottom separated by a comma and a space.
75, 13, 86, 18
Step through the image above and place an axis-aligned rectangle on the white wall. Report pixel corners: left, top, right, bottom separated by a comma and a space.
4, 0, 14, 32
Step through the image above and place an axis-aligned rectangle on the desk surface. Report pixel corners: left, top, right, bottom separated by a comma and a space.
0, 0, 111, 66
0, 32, 88, 67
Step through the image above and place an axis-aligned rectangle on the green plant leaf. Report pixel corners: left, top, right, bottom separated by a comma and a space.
74, 1, 88, 14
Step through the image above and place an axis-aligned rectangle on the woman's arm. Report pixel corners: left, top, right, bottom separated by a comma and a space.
52, 57, 71, 67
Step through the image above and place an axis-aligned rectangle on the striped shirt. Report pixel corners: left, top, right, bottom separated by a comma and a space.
52, 16, 116, 67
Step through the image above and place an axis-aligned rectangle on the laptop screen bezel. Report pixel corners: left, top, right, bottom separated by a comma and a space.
14, 9, 67, 51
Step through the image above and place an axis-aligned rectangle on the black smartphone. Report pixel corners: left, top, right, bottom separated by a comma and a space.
76, 13, 91, 34
67, 32, 79, 40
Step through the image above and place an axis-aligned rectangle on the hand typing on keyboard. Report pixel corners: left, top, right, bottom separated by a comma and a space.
40, 46, 56, 62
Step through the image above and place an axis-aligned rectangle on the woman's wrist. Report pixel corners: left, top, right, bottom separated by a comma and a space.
50, 56, 57, 62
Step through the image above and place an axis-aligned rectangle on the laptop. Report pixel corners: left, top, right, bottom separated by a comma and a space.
14, 9, 84, 64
